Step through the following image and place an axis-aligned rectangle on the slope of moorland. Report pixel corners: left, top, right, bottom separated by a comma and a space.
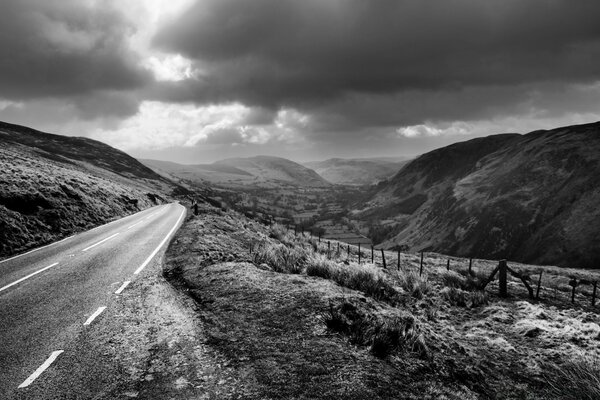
362, 121, 600, 268
141, 156, 331, 188
304, 157, 410, 185
158, 201, 600, 399
0, 121, 179, 257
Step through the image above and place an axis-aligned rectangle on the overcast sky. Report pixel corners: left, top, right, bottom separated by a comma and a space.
1, 0, 599, 163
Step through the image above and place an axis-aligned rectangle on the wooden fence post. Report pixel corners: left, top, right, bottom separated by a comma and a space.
419, 252, 424, 276
381, 249, 387, 269
593, 282, 597, 306
570, 279, 578, 303
397, 249, 400, 271
358, 243, 361, 264
536, 271, 543, 300
327, 241, 331, 259
469, 258, 473, 275
371, 245, 374, 263
318, 233, 321, 243
337, 242, 340, 254
347, 245, 350, 258
499, 260, 508, 297
446, 259, 450, 271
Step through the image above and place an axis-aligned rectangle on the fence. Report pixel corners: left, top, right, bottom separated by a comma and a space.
278, 222, 599, 308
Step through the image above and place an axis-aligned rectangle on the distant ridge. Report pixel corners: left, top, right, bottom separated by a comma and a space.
364, 121, 600, 268
304, 157, 411, 185
142, 155, 331, 188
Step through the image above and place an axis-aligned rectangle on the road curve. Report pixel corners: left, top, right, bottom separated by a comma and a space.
0, 202, 187, 398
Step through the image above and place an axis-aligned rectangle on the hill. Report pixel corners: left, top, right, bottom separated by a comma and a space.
0, 121, 178, 257
142, 156, 331, 188
362, 121, 600, 268
304, 157, 410, 185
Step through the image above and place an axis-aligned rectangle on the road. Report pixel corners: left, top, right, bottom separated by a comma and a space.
0, 202, 187, 398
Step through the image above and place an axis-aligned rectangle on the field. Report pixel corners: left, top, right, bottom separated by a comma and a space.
162, 201, 600, 399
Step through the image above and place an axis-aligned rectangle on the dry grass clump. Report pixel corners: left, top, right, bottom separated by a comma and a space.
306, 255, 397, 302
542, 357, 600, 400
395, 270, 432, 299
252, 242, 309, 274
324, 299, 428, 359
441, 270, 487, 292
440, 287, 488, 308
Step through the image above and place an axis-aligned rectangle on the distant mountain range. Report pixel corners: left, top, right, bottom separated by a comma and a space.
304, 157, 411, 185
141, 156, 331, 188
363, 121, 600, 268
0, 121, 177, 257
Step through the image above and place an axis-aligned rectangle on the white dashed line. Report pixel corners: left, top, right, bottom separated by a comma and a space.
0, 263, 59, 293
115, 281, 131, 294
134, 206, 186, 275
18, 350, 64, 388
81, 233, 119, 252
0, 236, 73, 265
83, 306, 107, 326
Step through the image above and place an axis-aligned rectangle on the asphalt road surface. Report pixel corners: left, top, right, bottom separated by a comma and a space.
0, 202, 187, 398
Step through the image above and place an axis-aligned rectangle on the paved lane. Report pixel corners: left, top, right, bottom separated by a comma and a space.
0, 202, 186, 398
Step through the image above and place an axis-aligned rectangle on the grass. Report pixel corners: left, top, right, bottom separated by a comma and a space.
306, 254, 397, 302
324, 299, 428, 359
395, 270, 431, 299
542, 357, 600, 400
0, 144, 166, 257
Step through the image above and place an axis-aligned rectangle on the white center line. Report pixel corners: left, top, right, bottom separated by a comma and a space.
0, 263, 59, 293
134, 207, 186, 275
115, 281, 131, 294
81, 233, 119, 252
83, 306, 107, 326
18, 350, 64, 388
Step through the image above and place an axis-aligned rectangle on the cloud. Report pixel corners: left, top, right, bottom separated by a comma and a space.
153, 0, 600, 111
0, 0, 151, 101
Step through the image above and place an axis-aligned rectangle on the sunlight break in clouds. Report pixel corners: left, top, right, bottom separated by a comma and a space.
92, 101, 309, 151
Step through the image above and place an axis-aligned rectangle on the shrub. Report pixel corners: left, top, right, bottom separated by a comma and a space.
542, 357, 600, 400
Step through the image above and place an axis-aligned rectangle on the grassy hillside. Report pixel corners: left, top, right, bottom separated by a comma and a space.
142, 155, 331, 189
305, 158, 410, 185
363, 122, 600, 268
0, 121, 178, 257
161, 202, 600, 399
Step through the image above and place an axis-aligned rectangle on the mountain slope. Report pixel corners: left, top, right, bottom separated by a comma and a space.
0, 121, 178, 257
142, 156, 330, 188
363, 122, 600, 268
305, 157, 410, 185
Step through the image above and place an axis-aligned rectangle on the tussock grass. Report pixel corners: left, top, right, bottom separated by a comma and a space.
543, 357, 600, 400
441, 286, 488, 308
252, 242, 309, 274
306, 254, 397, 302
324, 299, 428, 359
395, 270, 431, 299
441, 269, 488, 292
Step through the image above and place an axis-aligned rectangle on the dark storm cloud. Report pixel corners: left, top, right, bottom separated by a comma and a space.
153, 0, 600, 113
0, 0, 150, 103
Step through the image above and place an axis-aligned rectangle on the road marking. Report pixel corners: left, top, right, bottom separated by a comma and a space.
83, 306, 107, 326
126, 220, 145, 230
81, 233, 119, 252
134, 206, 186, 275
0, 263, 60, 293
115, 281, 131, 294
18, 350, 64, 388
0, 205, 164, 264
0, 235, 73, 265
